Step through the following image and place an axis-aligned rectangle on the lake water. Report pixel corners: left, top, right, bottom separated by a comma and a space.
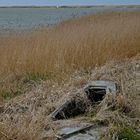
0, 6, 139, 32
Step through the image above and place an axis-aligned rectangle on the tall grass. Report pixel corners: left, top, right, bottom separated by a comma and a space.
0, 11, 140, 84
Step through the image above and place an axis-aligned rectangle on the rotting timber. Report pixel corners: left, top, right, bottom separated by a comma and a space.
49, 80, 119, 140
50, 80, 118, 120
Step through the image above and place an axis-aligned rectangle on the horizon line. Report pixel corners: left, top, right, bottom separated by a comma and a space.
0, 4, 140, 7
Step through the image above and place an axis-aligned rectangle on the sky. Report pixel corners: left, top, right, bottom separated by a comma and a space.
0, 0, 140, 6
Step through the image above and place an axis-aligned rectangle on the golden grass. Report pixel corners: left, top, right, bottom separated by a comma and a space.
0, 56, 139, 140
0, 11, 140, 140
0, 11, 140, 85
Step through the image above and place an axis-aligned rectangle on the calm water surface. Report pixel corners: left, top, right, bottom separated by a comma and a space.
0, 6, 139, 32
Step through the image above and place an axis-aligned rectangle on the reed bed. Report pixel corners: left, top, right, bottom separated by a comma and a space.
0, 11, 140, 86
0, 11, 140, 139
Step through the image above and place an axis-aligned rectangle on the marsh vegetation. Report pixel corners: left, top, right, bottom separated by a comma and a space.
0, 11, 140, 98
0, 11, 140, 140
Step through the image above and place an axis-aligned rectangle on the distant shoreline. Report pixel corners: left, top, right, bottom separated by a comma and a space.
0, 5, 140, 8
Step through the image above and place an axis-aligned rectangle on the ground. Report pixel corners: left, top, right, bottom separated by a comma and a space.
0, 56, 140, 140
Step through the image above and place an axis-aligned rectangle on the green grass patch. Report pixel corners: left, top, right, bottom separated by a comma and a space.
26, 72, 51, 82
1, 90, 22, 100
118, 127, 140, 140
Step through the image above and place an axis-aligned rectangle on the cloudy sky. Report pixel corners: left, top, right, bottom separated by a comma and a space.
0, 0, 140, 6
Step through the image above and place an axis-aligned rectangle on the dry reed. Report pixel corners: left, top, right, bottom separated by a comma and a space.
0, 11, 140, 95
